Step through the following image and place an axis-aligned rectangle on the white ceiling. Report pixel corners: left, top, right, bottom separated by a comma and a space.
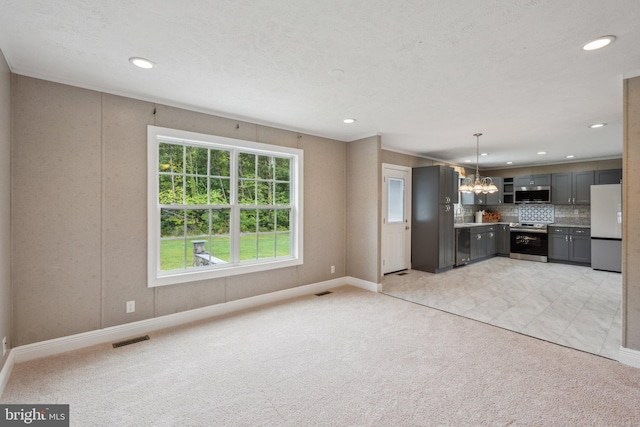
1, 0, 639, 169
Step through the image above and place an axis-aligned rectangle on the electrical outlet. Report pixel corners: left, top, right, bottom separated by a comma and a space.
331, 265, 335, 274
126, 300, 135, 314
574, 209, 579, 215
2, 336, 6, 357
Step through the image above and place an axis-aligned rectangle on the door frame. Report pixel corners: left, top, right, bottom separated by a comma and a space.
381, 163, 412, 274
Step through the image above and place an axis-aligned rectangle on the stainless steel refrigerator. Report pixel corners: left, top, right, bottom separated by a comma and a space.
590, 184, 622, 272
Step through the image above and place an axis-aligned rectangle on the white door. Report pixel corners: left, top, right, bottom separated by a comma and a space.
382, 164, 411, 274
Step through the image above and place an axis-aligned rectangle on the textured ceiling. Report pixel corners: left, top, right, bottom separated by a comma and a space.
1, 0, 639, 168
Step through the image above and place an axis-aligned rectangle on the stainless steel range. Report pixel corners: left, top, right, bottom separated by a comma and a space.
509, 223, 548, 262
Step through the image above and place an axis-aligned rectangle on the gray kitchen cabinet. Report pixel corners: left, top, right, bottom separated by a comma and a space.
485, 177, 503, 205
595, 169, 622, 185
570, 228, 591, 264
486, 226, 496, 256
470, 228, 487, 260
548, 227, 570, 261
411, 165, 458, 273
548, 226, 591, 265
502, 178, 514, 204
461, 191, 484, 206
552, 171, 594, 205
496, 224, 510, 255
515, 174, 551, 187
470, 225, 497, 260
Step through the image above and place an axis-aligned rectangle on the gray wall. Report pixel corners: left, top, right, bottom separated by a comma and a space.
11, 75, 347, 346
381, 149, 434, 168
347, 136, 381, 283
623, 76, 640, 350
0, 50, 11, 370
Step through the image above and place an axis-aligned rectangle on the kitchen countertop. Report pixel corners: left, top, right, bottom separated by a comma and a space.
454, 222, 590, 228
454, 222, 509, 228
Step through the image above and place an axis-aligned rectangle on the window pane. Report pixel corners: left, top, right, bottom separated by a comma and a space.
159, 143, 183, 173
238, 153, 256, 178
160, 208, 185, 271
276, 209, 290, 231
210, 149, 230, 177
388, 178, 404, 223
185, 176, 208, 205
159, 175, 184, 204
211, 209, 231, 263
257, 155, 274, 180
258, 210, 275, 259
275, 183, 290, 205
276, 231, 291, 257
240, 209, 257, 233
186, 209, 209, 237
210, 178, 230, 205
185, 146, 208, 175
257, 181, 273, 205
275, 157, 290, 181
161, 209, 185, 238
276, 209, 291, 257
160, 239, 186, 271
240, 209, 257, 261
238, 179, 256, 205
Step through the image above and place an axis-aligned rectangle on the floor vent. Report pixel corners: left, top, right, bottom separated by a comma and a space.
315, 291, 333, 296
112, 335, 150, 349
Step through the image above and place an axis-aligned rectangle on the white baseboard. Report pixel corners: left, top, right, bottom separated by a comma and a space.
9, 276, 376, 367
0, 351, 15, 398
0, 276, 377, 397
345, 276, 380, 292
618, 346, 640, 368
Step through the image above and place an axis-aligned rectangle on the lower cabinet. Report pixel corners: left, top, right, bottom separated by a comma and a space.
497, 224, 510, 255
548, 226, 591, 265
470, 225, 497, 260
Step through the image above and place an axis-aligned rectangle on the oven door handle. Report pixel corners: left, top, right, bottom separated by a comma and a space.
510, 229, 547, 234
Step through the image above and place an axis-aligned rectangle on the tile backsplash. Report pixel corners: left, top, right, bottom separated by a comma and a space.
519, 204, 554, 223
477, 204, 590, 226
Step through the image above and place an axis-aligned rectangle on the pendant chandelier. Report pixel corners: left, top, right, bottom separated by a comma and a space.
459, 133, 498, 194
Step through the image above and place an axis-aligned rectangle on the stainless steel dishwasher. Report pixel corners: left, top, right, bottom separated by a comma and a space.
456, 228, 470, 266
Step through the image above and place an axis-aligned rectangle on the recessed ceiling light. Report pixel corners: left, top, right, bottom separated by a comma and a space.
129, 57, 155, 69
582, 36, 616, 51
506, 161, 513, 165
566, 155, 575, 159
537, 151, 547, 155
343, 118, 356, 124
480, 153, 488, 156
589, 123, 607, 128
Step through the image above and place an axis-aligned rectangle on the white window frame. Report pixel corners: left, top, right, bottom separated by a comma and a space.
147, 125, 304, 287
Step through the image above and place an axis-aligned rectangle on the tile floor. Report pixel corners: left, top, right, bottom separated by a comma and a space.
381, 257, 622, 359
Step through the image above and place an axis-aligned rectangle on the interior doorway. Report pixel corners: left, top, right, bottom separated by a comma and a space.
382, 163, 411, 274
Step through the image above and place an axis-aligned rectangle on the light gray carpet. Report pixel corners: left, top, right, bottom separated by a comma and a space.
2, 285, 640, 426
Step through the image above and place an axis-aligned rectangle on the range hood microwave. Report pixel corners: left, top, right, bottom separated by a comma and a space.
514, 186, 551, 204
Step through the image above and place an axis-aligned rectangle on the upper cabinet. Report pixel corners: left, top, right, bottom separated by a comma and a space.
515, 174, 551, 187
594, 169, 622, 185
438, 166, 458, 204
551, 171, 594, 205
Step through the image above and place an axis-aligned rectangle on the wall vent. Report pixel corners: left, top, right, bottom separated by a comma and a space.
315, 291, 333, 296
112, 335, 150, 348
